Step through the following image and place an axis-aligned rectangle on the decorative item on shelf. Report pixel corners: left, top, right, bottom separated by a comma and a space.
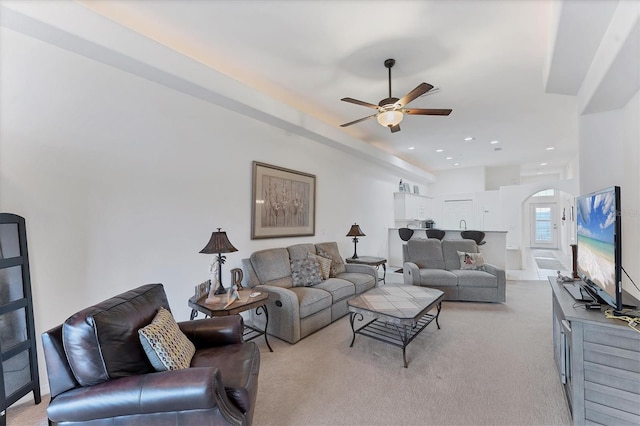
399, 179, 404, 192
199, 228, 238, 303
403, 182, 410, 192
346, 223, 366, 259
413, 185, 419, 195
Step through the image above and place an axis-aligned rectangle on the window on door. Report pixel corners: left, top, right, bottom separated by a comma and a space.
535, 207, 552, 242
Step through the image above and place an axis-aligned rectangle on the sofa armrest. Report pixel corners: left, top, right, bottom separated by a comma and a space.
402, 262, 421, 286
483, 263, 506, 303
344, 264, 377, 282
47, 367, 245, 425
179, 316, 244, 348
254, 284, 302, 343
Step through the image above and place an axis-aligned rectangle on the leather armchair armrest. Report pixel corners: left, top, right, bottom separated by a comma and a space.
179, 316, 244, 348
403, 262, 421, 285
47, 367, 244, 425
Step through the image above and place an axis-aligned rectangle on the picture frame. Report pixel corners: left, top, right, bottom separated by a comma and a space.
251, 161, 316, 239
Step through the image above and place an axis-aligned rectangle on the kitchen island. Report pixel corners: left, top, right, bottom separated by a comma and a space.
388, 228, 507, 269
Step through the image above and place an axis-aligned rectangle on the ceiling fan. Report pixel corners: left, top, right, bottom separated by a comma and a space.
340, 59, 452, 133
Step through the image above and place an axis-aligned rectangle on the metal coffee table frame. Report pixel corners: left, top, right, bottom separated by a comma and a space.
348, 286, 444, 368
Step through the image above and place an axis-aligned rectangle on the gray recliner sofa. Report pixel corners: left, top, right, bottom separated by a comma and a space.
402, 238, 506, 303
242, 242, 377, 343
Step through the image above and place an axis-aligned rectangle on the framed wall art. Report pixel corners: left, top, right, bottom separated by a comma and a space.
251, 161, 316, 239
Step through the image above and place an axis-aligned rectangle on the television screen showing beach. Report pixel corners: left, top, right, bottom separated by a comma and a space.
576, 190, 616, 297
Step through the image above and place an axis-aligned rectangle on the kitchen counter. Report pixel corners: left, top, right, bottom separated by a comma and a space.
388, 228, 507, 269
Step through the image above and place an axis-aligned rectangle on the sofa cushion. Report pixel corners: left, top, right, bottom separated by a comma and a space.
450, 270, 498, 287
442, 239, 478, 270
314, 278, 355, 302
406, 239, 445, 269
250, 248, 292, 284
336, 272, 375, 294
457, 251, 485, 270
289, 287, 332, 318
138, 307, 196, 371
287, 243, 317, 260
62, 284, 169, 387
417, 269, 459, 287
290, 257, 322, 287
315, 242, 346, 276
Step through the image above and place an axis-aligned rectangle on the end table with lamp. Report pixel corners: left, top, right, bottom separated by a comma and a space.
345, 223, 387, 284
195, 228, 273, 351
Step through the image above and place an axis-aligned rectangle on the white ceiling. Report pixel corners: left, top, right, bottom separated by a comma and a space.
6, 0, 629, 177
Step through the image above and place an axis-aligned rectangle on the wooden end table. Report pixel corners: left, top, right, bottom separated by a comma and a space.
188, 289, 273, 352
345, 256, 387, 284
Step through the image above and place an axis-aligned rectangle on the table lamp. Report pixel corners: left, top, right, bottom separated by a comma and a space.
199, 228, 238, 302
346, 223, 365, 259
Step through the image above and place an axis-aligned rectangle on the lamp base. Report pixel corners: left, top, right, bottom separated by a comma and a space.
214, 284, 227, 295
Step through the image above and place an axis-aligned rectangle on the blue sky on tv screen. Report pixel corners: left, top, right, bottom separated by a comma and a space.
576, 190, 616, 244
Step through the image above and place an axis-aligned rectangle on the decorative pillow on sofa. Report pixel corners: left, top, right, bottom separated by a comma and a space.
291, 257, 323, 287
457, 251, 485, 270
316, 245, 346, 277
138, 307, 196, 371
309, 253, 332, 280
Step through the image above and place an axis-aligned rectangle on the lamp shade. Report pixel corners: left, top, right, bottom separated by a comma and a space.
346, 224, 366, 237
199, 228, 238, 254
377, 110, 403, 127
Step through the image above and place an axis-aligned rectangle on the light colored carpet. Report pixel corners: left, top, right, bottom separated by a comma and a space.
8, 280, 572, 426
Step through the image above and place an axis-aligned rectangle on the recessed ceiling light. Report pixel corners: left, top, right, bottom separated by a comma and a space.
540, 162, 548, 166
453, 163, 460, 166
408, 146, 415, 150
545, 146, 555, 151
464, 137, 474, 141
445, 156, 453, 160
490, 140, 499, 144
436, 149, 444, 153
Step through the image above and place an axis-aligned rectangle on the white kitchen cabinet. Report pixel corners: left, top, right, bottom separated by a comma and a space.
394, 192, 431, 221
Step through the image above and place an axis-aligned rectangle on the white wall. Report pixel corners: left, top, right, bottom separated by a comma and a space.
0, 29, 402, 393
579, 90, 640, 302
428, 167, 485, 195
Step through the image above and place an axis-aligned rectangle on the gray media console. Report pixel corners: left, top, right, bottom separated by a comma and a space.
549, 277, 640, 425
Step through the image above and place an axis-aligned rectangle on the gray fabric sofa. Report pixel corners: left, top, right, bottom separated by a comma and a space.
242, 242, 377, 343
402, 239, 506, 303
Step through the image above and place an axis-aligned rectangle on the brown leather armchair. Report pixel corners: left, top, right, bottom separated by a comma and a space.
41, 284, 259, 425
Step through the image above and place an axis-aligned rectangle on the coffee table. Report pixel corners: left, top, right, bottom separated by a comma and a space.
347, 284, 444, 368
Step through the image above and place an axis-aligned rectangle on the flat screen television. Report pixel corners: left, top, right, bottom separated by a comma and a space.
575, 186, 622, 311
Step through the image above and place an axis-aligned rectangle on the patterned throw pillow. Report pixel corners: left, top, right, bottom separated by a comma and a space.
317, 248, 339, 277
138, 307, 195, 371
457, 251, 485, 270
291, 257, 323, 287
309, 253, 332, 280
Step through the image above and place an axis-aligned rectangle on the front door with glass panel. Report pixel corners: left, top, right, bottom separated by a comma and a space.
530, 203, 557, 249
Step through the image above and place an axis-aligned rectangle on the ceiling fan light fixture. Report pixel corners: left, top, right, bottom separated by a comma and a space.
377, 110, 403, 127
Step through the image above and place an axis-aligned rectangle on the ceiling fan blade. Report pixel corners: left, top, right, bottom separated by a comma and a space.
340, 114, 377, 127
404, 108, 452, 116
396, 83, 434, 108
390, 124, 401, 133
341, 97, 379, 109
